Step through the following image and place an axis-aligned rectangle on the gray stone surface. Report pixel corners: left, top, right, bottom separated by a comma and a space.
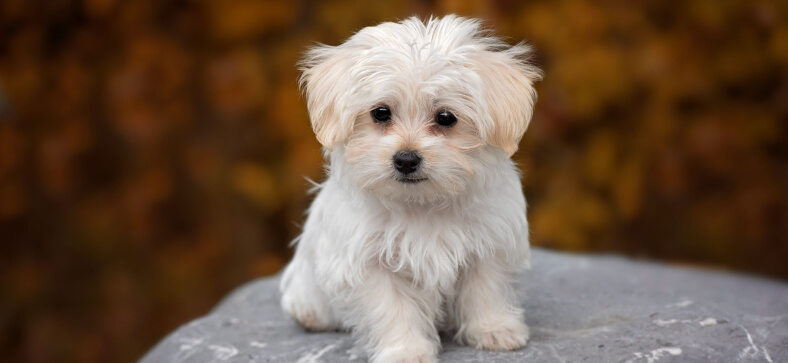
141, 248, 788, 362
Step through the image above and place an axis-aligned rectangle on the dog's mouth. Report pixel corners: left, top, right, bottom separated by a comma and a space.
397, 177, 427, 184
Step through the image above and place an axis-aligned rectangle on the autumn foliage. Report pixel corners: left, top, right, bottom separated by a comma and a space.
0, 1, 786, 362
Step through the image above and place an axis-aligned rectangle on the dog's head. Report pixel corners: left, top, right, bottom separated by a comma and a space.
300, 15, 541, 202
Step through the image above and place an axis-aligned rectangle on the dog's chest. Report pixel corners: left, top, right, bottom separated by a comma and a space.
373, 211, 482, 288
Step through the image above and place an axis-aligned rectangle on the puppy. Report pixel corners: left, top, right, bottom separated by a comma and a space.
280, 15, 541, 363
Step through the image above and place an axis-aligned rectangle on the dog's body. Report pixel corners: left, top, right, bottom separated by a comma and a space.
280, 15, 540, 362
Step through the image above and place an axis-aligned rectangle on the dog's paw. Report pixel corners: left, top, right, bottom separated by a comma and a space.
464, 320, 529, 351
281, 292, 338, 332
291, 307, 336, 332
372, 347, 437, 363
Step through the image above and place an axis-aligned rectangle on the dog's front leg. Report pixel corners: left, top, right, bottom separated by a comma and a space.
346, 266, 441, 363
454, 259, 529, 351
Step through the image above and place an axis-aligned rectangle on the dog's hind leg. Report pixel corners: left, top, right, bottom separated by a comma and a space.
280, 256, 339, 331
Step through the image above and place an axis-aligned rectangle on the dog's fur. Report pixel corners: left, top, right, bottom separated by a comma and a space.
280, 15, 541, 362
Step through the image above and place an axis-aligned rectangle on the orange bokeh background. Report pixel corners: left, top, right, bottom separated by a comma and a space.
1, 1, 786, 362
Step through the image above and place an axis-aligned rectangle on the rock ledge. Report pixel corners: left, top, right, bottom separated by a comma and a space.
141, 248, 788, 362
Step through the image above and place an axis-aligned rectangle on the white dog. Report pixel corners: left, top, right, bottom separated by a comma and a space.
280, 15, 541, 363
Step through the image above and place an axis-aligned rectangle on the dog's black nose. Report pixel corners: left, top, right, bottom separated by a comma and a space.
393, 151, 422, 175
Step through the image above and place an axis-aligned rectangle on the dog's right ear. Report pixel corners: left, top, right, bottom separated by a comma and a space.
299, 45, 354, 150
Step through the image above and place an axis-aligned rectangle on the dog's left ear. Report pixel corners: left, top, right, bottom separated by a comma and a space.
476, 44, 542, 157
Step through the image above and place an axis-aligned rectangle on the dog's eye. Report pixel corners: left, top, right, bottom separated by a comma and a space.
435, 111, 457, 127
371, 107, 391, 123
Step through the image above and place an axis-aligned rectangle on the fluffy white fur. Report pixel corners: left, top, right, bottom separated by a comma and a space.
280, 15, 541, 363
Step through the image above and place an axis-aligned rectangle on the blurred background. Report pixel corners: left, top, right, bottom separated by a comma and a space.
1, 0, 786, 362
